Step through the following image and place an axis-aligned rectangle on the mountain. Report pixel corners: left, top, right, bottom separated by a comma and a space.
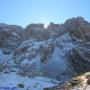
0, 17, 90, 90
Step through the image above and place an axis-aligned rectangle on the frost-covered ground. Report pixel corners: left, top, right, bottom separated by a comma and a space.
0, 72, 59, 90
0, 49, 60, 90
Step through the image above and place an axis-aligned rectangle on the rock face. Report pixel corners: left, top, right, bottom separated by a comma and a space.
68, 44, 90, 73
47, 22, 60, 33
0, 23, 23, 54
24, 24, 50, 40
65, 17, 90, 74
64, 17, 90, 42
0, 17, 90, 82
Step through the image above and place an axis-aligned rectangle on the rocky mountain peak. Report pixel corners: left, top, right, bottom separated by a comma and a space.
0, 17, 90, 87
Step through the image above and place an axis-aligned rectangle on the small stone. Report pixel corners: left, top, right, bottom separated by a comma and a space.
70, 79, 79, 86
18, 83, 24, 88
44, 88, 51, 90
87, 79, 90, 85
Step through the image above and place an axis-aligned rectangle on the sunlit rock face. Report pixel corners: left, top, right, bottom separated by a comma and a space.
64, 17, 90, 42
65, 17, 90, 73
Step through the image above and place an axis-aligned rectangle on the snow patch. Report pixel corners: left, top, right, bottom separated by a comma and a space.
0, 72, 59, 90
0, 50, 12, 64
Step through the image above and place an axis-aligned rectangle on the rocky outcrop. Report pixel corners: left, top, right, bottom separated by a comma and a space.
65, 17, 90, 74
47, 22, 60, 33
0, 23, 23, 53
67, 43, 90, 73
24, 24, 50, 40
64, 17, 90, 42
47, 72, 90, 90
25, 23, 44, 29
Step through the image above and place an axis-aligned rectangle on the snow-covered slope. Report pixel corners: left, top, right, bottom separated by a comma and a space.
0, 33, 75, 90
0, 72, 59, 90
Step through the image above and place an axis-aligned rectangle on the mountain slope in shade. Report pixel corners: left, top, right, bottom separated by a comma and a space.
13, 33, 76, 81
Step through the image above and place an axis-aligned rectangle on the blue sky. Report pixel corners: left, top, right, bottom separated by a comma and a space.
0, 0, 90, 27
